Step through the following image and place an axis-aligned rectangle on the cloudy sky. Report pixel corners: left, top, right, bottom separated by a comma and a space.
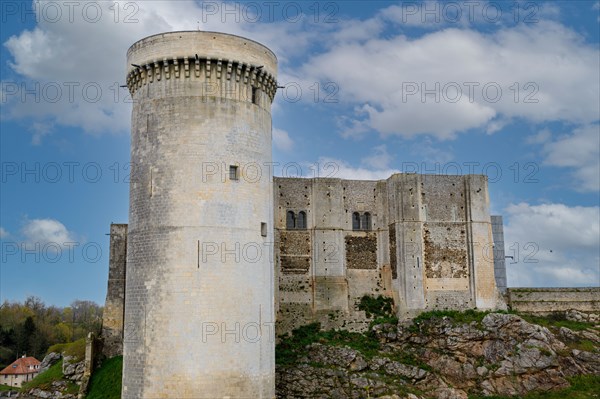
1, 0, 598, 306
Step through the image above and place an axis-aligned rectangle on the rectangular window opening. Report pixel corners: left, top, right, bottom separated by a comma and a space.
252, 87, 258, 104
261, 222, 267, 237
229, 165, 239, 181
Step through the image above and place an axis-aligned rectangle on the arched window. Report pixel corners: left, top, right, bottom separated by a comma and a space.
286, 211, 296, 229
352, 212, 361, 231
361, 212, 372, 231
297, 211, 307, 229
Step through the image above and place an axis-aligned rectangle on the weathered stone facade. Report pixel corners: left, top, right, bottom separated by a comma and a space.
101, 224, 127, 359
507, 288, 600, 314
274, 174, 504, 334
104, 172, 508, 337
491, 215, 507, 293
120, 31, 277, 399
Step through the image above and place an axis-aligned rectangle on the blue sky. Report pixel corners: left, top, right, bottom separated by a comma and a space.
1, 0, 599, 307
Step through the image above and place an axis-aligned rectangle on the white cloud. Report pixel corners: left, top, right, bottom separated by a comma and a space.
273, 128, 294, 152
21, 218, 77, 249
0, 227, 9, 238
3, 1, 599, 144
504, 202, 600, 287
297, 21, 599, 139
361, 145, 392, 169
526, 129, 551, 145
540, 124, 600, 192
2, 1, 321, 142
30, 122, 53, 145
409, 138, 454, 164
313, 156, 400, 181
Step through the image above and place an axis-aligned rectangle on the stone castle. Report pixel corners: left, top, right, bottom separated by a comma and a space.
101, 31, 508, 398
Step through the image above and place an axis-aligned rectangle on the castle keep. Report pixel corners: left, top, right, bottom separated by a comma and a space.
120, 31, 277, 398
103, 31, 506, 398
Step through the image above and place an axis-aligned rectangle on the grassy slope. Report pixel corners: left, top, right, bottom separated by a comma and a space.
21, 359, 79, 394
278, 306, 599, 399
70, 308, 597, 399
85, 356, 122, 399
469, 374, 600, 399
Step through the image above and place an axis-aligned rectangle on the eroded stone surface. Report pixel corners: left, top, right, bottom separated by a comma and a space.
276, 313, 600, 398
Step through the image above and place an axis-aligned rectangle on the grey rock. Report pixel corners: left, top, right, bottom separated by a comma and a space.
384, 361, 428, 381
39, 352, 61, 373
276, 312, 599, 398
433, 387, 468, 399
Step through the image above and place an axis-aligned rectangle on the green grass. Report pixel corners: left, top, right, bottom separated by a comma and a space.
469, 374, 600, 399
386, 350, 432, 372
567, 339, 597, 353
21, 359, 78, 394
0, 384, 16, 391
410, 309, 597, 334
85, 356, 122, 399
410, 309, 494, 331
47, 342, 69, 354
47, 338, 86, 362
276, 322, 382, 365
517, 313, 596, 332
63, 338, 86, 361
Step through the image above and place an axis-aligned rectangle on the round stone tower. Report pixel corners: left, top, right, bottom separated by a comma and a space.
122, 31, 277, 398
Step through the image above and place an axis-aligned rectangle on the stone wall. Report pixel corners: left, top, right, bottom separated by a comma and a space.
507, 287, 600, 314
104, 173, 506, 344
274, 173, 501, 334
101, 223, 127, 358
491, 215, 507, 293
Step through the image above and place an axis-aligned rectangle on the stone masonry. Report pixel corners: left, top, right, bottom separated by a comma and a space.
101, 224, 127, 358
106, 173, 509, 341
120, 31, 277, 398
491, 215, 507, 293
103, 29, 513, 399
274, 174, 504, 334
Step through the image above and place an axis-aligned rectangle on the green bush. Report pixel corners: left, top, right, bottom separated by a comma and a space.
358, 295, 394, 318
358, 295, 399, 327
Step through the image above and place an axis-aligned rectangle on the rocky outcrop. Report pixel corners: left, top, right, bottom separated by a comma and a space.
61, 356, 85, 384
38, 352, 60, 373
567, 309, 600, 323
20, 383, 77, 399
276, 313, 600, 398
16, 353, 84, 399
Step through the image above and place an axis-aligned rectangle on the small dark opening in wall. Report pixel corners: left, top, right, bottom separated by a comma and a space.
297, 211, 307, 229
252, 87, 258, 104
286, 211, 295, 229
261, 222, 267, 237
229, 165, 239, 181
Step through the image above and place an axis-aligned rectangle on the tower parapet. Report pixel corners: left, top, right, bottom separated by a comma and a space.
125, 31, 277, 107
